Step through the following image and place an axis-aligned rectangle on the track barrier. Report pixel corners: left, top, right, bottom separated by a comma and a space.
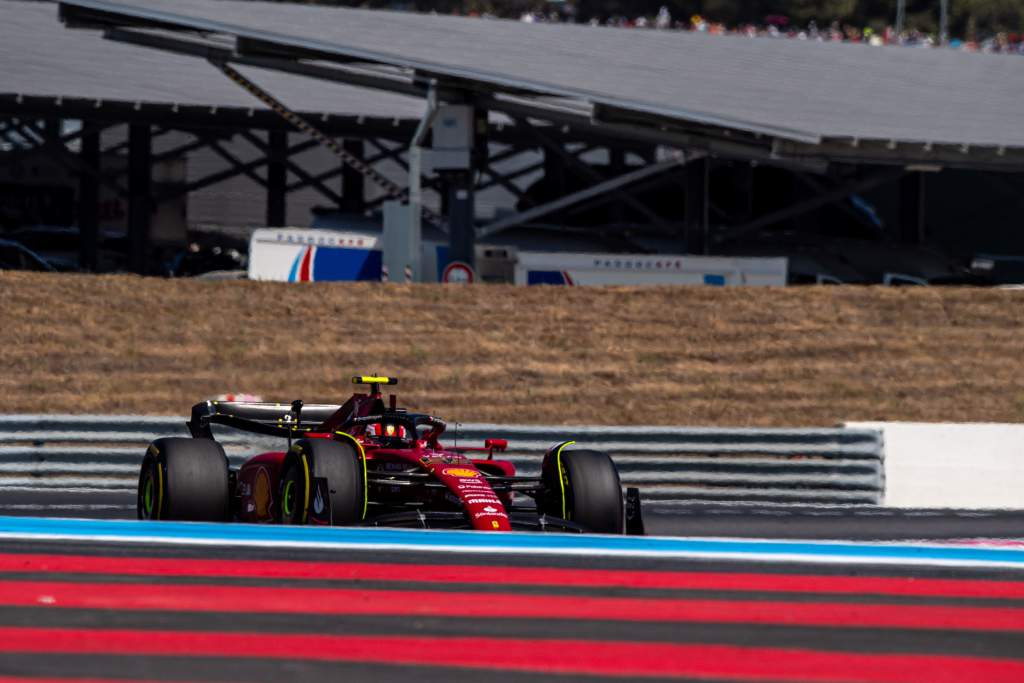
0, 416, 885, 506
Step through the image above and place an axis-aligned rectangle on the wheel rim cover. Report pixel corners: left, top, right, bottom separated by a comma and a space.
142, 477, 154, 517
282, 480, 295, 517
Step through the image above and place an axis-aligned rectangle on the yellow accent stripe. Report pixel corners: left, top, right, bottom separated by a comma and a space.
554, 441, 575, 520
335, 432, 368, 519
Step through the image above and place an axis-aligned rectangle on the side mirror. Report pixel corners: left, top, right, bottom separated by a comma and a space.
484, 438, 508, 452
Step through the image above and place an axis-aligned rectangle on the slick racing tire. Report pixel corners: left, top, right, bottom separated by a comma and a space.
541, 448, 624, 534
138, 438, 230, 522
279, 438, 365, 525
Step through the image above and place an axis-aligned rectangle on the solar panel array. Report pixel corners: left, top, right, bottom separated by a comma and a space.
2, 0, 426, 119
55, 0, 1024, 150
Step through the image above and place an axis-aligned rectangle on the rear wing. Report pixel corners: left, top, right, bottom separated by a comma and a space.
187, 400, 345, 440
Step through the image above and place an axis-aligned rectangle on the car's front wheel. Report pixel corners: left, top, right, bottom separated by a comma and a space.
541, 447, 624, 534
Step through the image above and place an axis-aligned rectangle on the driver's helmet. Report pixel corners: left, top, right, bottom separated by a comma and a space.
382, 423, 407, 439
365, 422, 408, 443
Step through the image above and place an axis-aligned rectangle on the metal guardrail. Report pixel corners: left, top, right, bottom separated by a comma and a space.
0, 415, 885, 505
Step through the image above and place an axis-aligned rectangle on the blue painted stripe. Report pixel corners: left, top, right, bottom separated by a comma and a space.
2, 516, 1024, 568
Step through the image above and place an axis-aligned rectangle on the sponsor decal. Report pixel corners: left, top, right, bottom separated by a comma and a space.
421, 454, 466, 465
253, 467, 273, 520
591, 257, 685, 270
492, 521, 500, 529
458, 485, 493, 491
465, 498, 500, 505
483, 506, 498, 513
443, 468, 479, 478
473, 511, 509, 520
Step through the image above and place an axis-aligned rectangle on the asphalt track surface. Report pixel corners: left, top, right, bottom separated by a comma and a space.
5, 488, 1024, 540
0, 511, 1023, 683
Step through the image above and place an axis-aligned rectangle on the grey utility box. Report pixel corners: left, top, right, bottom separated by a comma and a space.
429, 105, 473, 171
382, 200, 421, 282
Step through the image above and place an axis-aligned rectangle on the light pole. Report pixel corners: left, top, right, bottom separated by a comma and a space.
896, 0, 906, 35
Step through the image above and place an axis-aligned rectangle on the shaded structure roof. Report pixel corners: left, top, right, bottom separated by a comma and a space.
50, 0, 1024, 170
2, 0, 426, 120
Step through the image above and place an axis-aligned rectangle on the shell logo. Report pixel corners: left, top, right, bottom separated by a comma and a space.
442, 467, 479, 478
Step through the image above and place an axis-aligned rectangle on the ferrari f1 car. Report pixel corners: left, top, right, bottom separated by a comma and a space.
138, 376, 642, 534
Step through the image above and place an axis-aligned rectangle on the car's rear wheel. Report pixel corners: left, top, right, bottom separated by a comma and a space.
137, 438, 230, 521
279, 438, 365, 525
541, 448, 624, 534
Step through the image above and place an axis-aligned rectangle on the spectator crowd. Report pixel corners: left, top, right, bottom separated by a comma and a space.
509, 5, 1024, 55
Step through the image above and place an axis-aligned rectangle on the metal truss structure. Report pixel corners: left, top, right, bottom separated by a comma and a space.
6, 0, 1017, 276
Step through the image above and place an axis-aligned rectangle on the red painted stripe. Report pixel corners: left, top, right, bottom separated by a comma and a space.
1, 553, 1022, 600
2, 627, 1024, 682
299, 246, 313, 281
4, 580, 1023, 632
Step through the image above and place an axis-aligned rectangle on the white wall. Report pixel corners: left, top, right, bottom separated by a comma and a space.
845, 422, 1024, 509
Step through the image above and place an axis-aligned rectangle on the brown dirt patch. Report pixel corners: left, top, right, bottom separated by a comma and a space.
1, 271, 1023, 425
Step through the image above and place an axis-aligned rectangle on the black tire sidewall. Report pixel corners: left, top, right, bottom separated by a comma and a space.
551, 449, 625, 534
137, 454, 161, 520
140, 438, 230, 522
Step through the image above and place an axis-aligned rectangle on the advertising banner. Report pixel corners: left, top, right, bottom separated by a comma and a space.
513, 252, 788, 286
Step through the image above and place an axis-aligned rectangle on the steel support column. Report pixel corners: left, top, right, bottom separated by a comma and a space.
266, 129, 287, 227
899, 171, 926, 244
77, 127, 100, 272
544, 146, 567, 199
341, 138, 365, 213
447, 172, 475, 266
127, 123, 152, 273
609, 147, 627, 225
684, 156, 709, 254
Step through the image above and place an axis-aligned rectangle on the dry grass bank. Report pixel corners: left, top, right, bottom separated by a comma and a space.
1, 271, 1022, 425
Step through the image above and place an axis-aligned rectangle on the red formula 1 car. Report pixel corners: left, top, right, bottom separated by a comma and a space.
138, 376, 641, 534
